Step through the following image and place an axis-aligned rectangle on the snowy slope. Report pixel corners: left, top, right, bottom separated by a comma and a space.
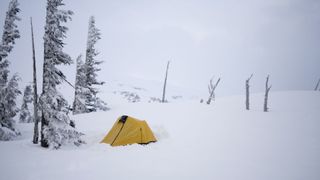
97, 77, 202, 104
0, 91, 320, 180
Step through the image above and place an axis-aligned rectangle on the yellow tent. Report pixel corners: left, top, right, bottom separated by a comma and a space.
101, 115, 157, 146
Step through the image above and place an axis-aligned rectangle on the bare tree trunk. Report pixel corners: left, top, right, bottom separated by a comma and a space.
31, 18, 39, 144
245, 74, 253, 110
263, 75, 272, 112
207, 79, 214, 105
314, 78, 320, 91
162, 61, 170, 103
207, 77, 221, 105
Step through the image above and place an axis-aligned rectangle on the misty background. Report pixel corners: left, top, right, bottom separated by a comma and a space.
1, 0, 320, 100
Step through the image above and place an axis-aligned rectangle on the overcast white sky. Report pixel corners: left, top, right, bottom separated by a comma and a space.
1, 0, 320, 97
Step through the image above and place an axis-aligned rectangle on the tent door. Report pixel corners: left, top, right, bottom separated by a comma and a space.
140, 128, 142, 144
111, 122, 125, 146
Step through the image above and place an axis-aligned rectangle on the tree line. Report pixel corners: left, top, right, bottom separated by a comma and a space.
0, 0, 107, 148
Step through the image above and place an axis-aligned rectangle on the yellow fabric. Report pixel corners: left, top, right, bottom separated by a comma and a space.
101, 116, 157, 146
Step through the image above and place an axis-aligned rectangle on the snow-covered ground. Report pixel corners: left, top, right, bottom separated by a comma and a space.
1, 91, 320, 180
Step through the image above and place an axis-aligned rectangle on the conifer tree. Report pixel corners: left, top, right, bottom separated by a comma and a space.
73, 55, 87, 114
0, 0, 21, 141
0, 74, 21, 140
40, 0, 83, 148
84, 16, 107, 112
0, 0, 20, 87
20, 85, 34, 123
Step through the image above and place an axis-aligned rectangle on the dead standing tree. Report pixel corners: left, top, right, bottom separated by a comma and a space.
207, 77, 221, 105
30, 18, 39, 144
314, 78, 320, 91
263, 75, 272, 112
245, 74, 253, 110
161, 61, 170, 103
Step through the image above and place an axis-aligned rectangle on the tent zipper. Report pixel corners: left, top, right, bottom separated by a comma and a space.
111, 122, 125, 146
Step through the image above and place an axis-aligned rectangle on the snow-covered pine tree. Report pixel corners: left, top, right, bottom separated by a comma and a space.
0, 0, 20, 87
40, 0, 83, 148
19, 85, 34, 123
0, 74, 21, 140
0, 0, 21, 141
84, 16, 107, 112
73, 55, 88, 114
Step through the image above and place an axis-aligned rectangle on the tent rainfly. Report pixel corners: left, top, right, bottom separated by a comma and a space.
101, 115, 157, 146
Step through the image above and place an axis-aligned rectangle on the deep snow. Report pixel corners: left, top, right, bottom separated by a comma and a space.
0, 91, 319, 180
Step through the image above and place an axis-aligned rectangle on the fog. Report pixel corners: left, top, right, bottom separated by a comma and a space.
1, 0, 320, 97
